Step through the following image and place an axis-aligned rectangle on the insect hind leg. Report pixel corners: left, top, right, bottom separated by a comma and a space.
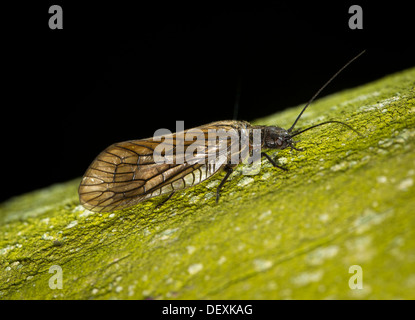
216, 165, 234, 203
156, 192, 175, 209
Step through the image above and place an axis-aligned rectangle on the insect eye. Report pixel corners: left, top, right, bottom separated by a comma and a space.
276, 138, 283, 146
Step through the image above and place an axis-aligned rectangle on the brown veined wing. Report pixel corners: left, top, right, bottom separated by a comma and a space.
78, 121, 250, 212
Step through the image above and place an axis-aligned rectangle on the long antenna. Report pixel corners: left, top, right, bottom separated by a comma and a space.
290, 120, 362, 138
233, 77, 242, 120
288, 50, 366, 132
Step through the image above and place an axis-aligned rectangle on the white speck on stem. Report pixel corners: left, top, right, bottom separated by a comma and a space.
237, 177, 255, 187
253, 259, 273, 272
159, 228, 179, 241
376, 176, 388, 184
41, 233, 54, 241
278, 157, 288, 164
65, 220, 78, 229
397, 178, 413, 191
258, 210, 272, 221
188, 263, 203, 275
40, 218, 50, 224
218, 256, 226, 265
306, 245, 339, 266
186, 246, 196, 254
261, 171, 272, 180
292, 270, 324, 287
206, 180, 220, 189
330, 162, 347, 172
204, 192, 215, 200
319, 213, 330, 222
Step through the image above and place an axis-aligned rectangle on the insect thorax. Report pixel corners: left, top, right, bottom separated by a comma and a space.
251, 125, 292, 150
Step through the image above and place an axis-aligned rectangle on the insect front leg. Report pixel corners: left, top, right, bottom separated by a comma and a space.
289, 142, 304, 152
216, 164, 234, 203
261, 152, 288, 171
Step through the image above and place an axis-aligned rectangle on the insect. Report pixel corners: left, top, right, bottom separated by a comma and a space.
79, 50, 365, 212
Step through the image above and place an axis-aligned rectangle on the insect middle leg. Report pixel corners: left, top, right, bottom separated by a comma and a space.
216, 164, 234, 203
261, 152, 288, 171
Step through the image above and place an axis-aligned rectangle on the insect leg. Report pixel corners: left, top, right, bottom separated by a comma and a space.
289, 143, 304, 152
216, 165, 234, 203
156, 191, 175, 208
261, 152, 288, 171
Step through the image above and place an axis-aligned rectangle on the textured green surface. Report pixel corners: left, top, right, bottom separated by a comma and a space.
1, 67, 415, 299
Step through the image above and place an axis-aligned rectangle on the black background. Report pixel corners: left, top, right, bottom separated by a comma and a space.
2, 1, 414, 203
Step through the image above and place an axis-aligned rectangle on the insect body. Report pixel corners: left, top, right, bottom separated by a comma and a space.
79, 120, 251, 212
79, 51, 365, 212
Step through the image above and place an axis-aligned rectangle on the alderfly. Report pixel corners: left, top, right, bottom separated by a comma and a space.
79, 50, 365, 212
